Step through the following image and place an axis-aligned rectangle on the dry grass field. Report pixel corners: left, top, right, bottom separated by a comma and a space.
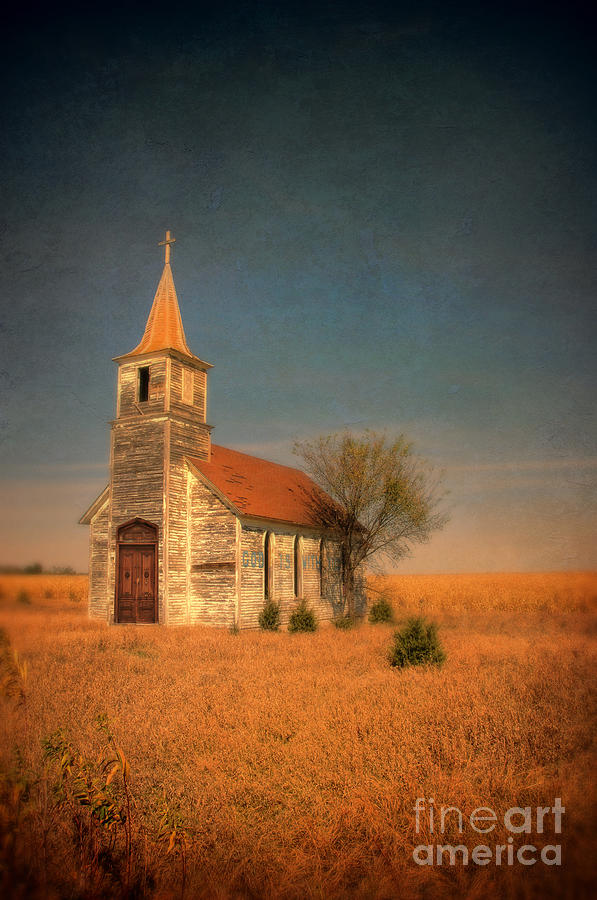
1, 572, 596, 899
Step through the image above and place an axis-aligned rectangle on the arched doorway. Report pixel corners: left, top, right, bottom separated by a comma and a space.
116, 519, 158, 623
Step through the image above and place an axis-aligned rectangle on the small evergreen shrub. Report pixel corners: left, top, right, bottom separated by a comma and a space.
368, 593, 394, 624
333, 615, 355, 630
388, 617, 446, 668
288, 599, 317, 633
16, 590, 31, 606
259, 599, 281, 631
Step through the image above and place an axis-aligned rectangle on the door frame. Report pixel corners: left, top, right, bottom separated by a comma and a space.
115, 518, 159, 624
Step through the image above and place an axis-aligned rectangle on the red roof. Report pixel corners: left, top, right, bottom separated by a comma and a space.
190, 444, 328, 527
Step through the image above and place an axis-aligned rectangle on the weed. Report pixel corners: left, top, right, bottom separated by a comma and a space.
258, 599, 281, 631
128, 647, 154, 659
333, 615, 355, 630
368, 593, 394, 624
16, 590, 31, 606
288, 599, 317, 633
158, 797, 189, 895
388, 617, 446, 668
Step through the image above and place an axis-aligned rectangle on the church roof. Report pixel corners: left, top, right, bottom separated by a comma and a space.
80, 445, 338, 530
189, 444, 331, 528
127, 261, 194, 357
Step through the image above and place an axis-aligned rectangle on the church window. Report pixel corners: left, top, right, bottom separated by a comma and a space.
319, 538, 325, 596
264, 531, 274, 599
138, 366, 150, 402
293, 536, 303, 598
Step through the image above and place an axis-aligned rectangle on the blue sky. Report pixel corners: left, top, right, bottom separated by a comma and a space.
1, 2, 595, 572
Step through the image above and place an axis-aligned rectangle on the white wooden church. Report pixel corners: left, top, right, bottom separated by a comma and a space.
80, 232, 365, 627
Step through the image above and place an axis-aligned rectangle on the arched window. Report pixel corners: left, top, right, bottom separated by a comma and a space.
319, 538, 325, 597
264, 531, 274, 599
293, 536, 303, 598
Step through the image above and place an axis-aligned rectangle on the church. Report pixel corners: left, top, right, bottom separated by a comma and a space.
80, 232, 365, 627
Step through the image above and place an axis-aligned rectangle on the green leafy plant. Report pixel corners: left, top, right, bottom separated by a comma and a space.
288, 599, 317, 633
333, 615, 355, 630
42, 715, 134, 892
368, 593, 394, 624
388, 617, 446, 668
258, 599, 281, 631
158, 796, 189, 894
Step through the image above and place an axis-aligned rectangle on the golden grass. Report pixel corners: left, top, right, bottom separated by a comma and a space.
0, 573, 88, 606
1, 572, 596, 899
369, 571, 597, 614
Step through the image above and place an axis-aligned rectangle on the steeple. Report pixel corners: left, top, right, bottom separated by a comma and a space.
126, 230, 194, 358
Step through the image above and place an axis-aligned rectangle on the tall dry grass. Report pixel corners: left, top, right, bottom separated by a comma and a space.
0, 573, 88, 606
1, 572, 596, 899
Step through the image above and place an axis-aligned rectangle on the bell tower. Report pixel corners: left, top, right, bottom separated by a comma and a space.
106, 231, 213, 623
113, 230, 212, 428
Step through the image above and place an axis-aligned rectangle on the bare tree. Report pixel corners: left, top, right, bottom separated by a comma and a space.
294, 431, 447, 618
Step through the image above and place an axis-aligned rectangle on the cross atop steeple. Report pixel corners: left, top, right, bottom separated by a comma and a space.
115, 230, 211, 367
120, 230, 191, 358
158, 229, 176, 265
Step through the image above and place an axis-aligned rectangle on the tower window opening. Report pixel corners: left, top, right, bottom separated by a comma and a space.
138, 367, 150, 402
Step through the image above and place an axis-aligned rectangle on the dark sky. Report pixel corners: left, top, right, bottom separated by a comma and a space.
1, 1, 595, 571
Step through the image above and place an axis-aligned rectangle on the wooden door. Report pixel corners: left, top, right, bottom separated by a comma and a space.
117, 545, 156, 623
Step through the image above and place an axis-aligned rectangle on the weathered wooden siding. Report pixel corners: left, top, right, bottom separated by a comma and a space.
108, 417, 165, 622
188, 471, 237, 626
89, 501, 109, 619
299, 534, 337, 622
321, 540, 344, 609
273, 532, 294, 607
239, 524, 354, 628
118, 360, 166, 418
169, 359, 207, 422
301, 535, 321, 599
272, 532, 306, 626
239, 527, 267, 627
166, 417, 211, 624
109, 348, 213, 625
